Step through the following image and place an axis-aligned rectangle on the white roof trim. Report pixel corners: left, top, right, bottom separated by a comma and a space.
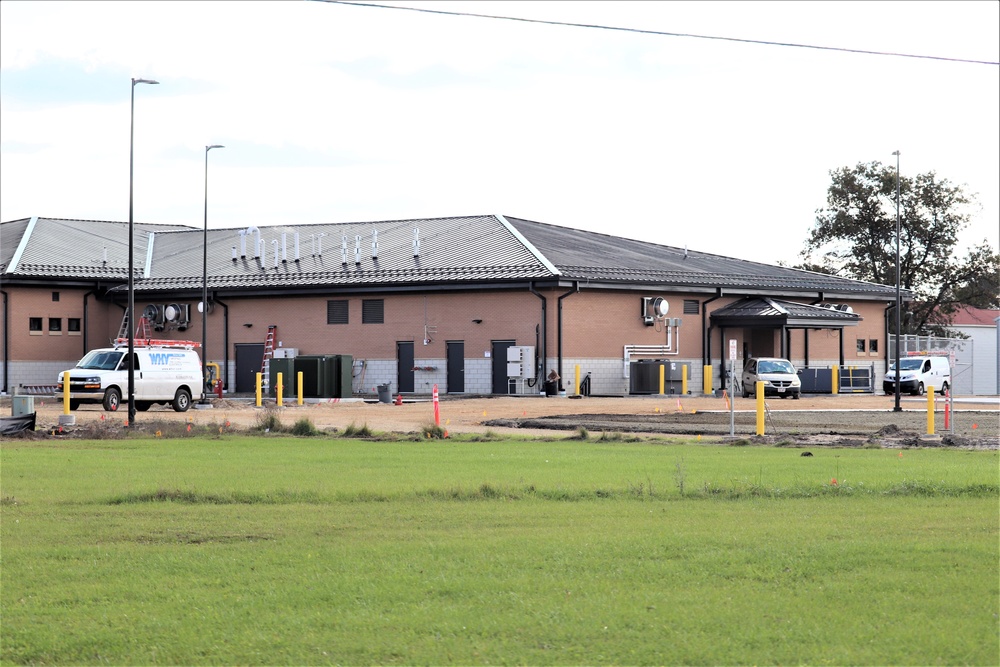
5, 216, 38, 274
496, 214, 560, 276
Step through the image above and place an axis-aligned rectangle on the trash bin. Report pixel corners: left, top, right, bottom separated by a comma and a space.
543, 380, 558, 397
377, 383, 392, 403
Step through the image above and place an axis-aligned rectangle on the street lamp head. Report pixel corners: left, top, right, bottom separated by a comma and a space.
133, 78, 159, 86
207, 144, 225, 152
892, 150, 900, 156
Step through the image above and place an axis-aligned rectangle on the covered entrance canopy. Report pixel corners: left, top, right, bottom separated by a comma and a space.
709, 297, 861, 366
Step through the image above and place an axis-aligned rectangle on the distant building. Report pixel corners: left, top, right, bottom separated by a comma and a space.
949, 306, 1000, 395
2, 215, 909, 398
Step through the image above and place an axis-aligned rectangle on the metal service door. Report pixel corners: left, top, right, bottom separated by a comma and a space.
491, 340, 515, 394
446, 341, 465, 393
397, 341, 415, 393
235, 343, 264, 394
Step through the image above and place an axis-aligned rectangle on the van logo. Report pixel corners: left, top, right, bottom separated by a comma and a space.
150, 353, 183, 366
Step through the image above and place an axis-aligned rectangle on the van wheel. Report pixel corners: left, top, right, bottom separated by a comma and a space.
793, 392, 800, 400
103, 388, 121, 412
135, 401, 152, 412
939, 382, 949, 396
913, 382, 925, 396
172, 389, 192, 412
69, 399, 81, 411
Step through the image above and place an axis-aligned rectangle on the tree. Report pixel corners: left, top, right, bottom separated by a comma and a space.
800, 161, 999, 335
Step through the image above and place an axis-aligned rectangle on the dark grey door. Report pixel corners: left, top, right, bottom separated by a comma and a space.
491, 340, 515, 394
446, 341, 465, 393
235, 343, 264, 394
397, 341, 414, 393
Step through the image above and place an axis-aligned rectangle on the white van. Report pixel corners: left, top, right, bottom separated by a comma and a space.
883, 356, 951, 396
56, 341, 203, 412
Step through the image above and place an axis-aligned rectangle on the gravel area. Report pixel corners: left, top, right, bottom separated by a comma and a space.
3, 393, 997, 448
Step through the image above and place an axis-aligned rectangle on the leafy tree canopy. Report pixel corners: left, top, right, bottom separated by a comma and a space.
798, 161, 999, 335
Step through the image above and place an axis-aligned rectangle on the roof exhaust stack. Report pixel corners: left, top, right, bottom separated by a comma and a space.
354, 235, 362, 265
281, 233, 287, 263
341, 235, 348, 264
239, 230, 247, 258
272, 240, 279, 269
232, 246, 237, 262
294, 232, 300, 262
413, 228, 420, 257
371, 229, 378, 259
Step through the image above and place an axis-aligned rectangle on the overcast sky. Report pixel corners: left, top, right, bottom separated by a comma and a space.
2, 1, 997, 265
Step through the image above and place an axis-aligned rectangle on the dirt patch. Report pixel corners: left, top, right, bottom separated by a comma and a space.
3, 393, 997, 448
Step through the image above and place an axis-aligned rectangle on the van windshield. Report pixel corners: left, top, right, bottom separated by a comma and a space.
889, 359, 923, 371
758, 360, 795, 374
76, 350, 124, 370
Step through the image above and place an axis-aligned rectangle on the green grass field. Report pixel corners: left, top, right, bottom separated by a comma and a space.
2, 434, 997, 665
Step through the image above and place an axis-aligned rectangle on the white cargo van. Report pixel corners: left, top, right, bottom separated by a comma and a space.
883, 355, 951, 396
57, 340, 203, 412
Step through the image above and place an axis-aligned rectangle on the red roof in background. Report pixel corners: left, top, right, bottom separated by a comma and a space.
951, 306, 1000, 326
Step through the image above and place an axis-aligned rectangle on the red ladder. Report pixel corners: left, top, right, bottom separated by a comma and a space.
260, 325, 277, 390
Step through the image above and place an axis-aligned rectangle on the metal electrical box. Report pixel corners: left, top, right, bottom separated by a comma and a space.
629, 360, 682, 394
506, 345, 536, 378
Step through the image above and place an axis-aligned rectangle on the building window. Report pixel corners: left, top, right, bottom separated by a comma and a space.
29, 317, 43, 332
49, 317, 62, 333
362, 299, 384, 324
52, 291, 60, 302
327, 300, 349, 324
683, 300, 700, 314
856, 339, 866, 353
68, 318, 82, 333
869, 339, 878, 354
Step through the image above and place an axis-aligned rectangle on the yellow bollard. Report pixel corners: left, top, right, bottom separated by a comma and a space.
703, 365, 713, 395
277, 372, 283, 407
63, 370, 71, 414
574, 364, 580, 396
682, 365, 688, 395
659, 364, 665, 395
297, 371, 304, 406
832, 365, 839, 395
926, 386, 935, 435
256, 372, 262, 407
756, 381, 765, 435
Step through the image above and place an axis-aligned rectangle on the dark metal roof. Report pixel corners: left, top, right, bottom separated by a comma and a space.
504, 216, 900, 299
1, 217, 191, 280
710, 297, 862, 328
1, 215, 907, 301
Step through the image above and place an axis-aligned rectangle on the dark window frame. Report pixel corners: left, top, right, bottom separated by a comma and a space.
48, 317, 62, 332
362, 299, 384, 324
327, 299, 349, 325
68, 318, 82, 333
29, 317, 43, 332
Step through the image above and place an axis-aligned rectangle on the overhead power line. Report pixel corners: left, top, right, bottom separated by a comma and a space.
317, 0, 1000, 66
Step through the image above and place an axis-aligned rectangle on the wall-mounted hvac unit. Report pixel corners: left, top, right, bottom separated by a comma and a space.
142, 304, 165, 331
641, 296, 669, 325
163, 303, 191, 331
273, 348, 298, 359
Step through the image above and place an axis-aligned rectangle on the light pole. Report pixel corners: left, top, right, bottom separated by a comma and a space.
128, 77, 159, 427
892, 150, 902, 412
200, 144, 224, 405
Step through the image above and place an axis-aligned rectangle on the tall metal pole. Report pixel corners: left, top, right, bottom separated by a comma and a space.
128, 77, 159, 426
201, 145, 224, 405
892, 150, 902, 412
